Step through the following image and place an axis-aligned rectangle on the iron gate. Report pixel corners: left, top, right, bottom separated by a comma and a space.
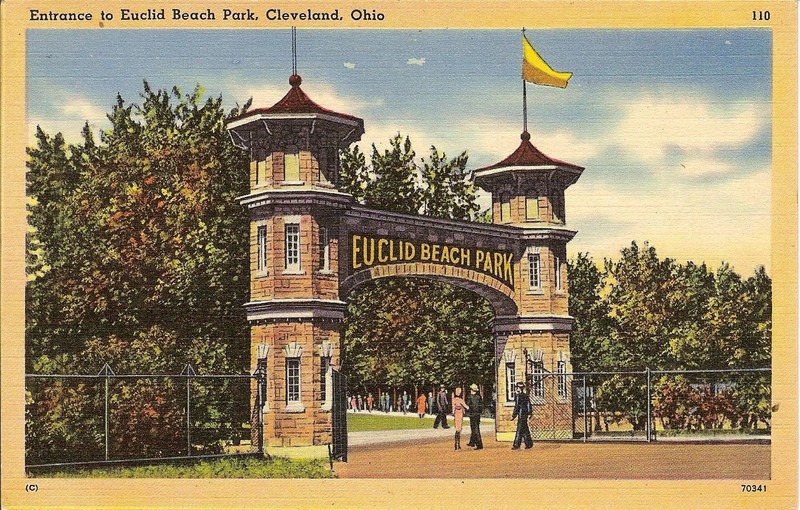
330, 369, 348, 462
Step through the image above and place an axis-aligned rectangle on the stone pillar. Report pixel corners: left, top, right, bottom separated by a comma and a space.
248, 305, 344, 459
493, 318, 573, 441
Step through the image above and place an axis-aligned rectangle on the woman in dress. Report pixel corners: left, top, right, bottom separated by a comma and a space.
451, 387, 469, 450
416, 392, 427, 418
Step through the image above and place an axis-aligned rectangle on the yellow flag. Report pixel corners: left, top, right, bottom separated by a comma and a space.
522, 35, 572, 88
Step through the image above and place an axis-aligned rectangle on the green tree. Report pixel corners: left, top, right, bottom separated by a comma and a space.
339, 134, 491, 396
26, 83, 251, 373
567, 252, 612, 372
25, 83, 253, 461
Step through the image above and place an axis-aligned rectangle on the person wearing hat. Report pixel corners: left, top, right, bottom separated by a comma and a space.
466, 383, 484, 449
511, 381, 533, 449
433, 384, 450, 429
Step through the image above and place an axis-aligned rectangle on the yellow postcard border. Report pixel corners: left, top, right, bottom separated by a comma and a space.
1, 1, 797, 509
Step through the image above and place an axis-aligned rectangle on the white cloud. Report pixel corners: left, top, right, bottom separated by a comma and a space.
468, 117, 599, 165
28, 96, 109, 145
406, 57, 425, 66
344, 62, 356, 70
612, 94, 768, 171
567, 166, 771, 273
677, 157, 734, 177
61, 98, 107, 123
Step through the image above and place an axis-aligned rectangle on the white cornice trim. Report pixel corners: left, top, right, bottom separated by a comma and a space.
245, 299, 347, 321
237, 188, 355, 208
227, 112, 362, 130
492, 314, 574, 333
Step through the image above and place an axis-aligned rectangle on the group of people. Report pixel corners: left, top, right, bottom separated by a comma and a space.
443, 383, 484, 450
348, 391, 419, 414
437, 381, 535, 451
348, 382, 535, 451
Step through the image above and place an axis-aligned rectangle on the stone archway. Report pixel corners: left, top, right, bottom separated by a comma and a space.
228, 74, 583, 457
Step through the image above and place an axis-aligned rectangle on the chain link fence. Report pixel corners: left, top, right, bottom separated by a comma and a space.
25, 364, 262, 469
567, 368, 771, 441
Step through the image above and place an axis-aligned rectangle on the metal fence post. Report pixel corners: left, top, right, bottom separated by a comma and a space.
183, 364, 196, 456
104, 375, 109, 460
646, 367, 651, 442
98, 363, 115, 461
582, 375, 587, 443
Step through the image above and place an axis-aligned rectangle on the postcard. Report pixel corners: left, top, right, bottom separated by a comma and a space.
1, 1, 796, 508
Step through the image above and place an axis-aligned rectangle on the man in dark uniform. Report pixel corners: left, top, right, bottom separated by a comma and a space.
433, 384, 450, 429
511, 381, 533, 449
466, 383, 484, 449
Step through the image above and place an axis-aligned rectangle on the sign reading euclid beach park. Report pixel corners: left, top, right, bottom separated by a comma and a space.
350, 234, 514, 289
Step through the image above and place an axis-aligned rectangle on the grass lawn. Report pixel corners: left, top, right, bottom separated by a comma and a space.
347, 412, 436, 432
29, 455, 334, 478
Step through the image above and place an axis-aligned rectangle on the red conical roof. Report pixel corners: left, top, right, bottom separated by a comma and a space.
474, 131, 583, 173
230, 74, 363, 124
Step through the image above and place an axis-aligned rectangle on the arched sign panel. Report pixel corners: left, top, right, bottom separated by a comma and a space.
350, 233, 515, 289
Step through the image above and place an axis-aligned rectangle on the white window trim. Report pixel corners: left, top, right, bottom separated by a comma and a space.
528, 252, 542, 292
283, 342, 304, 412
320, 356, 332, 411
319, 341, 333, 411
284, 358, 304, 412
504, 361, 517, 404
283, 217, 302, 274
256, 222, 269, 276
318, 226, 331, 273
557, 359, 568, 402
554, 254, 562, 292
531, 362, 545, 405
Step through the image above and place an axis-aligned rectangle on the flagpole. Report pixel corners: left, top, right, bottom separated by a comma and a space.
523, 79, 528, 133
522, 27, 528, 133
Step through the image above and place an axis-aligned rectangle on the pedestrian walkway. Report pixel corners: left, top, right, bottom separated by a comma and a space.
348, 414, 495, 447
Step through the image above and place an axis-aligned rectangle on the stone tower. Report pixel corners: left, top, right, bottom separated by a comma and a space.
473, 131, 583, 440
227, 74, 363, 457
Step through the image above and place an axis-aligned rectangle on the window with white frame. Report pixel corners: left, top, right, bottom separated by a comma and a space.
557, 359, 567, 400
528, 253, 541, 289
531, 362, 545, 402
286, 358, 301, 404
318, 226, 330, 271
555, 255, 562, 291
505, 362, 516, 402
285, 223, 300, 271
257, 225, 267, 273
284, 153, 300, 182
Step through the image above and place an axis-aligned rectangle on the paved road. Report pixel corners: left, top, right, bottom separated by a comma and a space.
335, 434, 771, 479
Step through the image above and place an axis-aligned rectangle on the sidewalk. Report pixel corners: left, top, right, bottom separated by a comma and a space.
347, 411, 495, 447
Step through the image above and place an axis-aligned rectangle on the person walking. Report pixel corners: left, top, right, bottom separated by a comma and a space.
466, 383, 483, 449
382, 391, 390, 413
427, 391, 433, 415
511, 381, 534, 449
433, 385, 450, 429
357, 394, 363, 411
416, 392, 427, 419
401, 391, 409, 415
451, 387, 469, 450
367, 393, 374, 412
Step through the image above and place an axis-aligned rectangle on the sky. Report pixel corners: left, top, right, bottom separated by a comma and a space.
27, 29, 772, 274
